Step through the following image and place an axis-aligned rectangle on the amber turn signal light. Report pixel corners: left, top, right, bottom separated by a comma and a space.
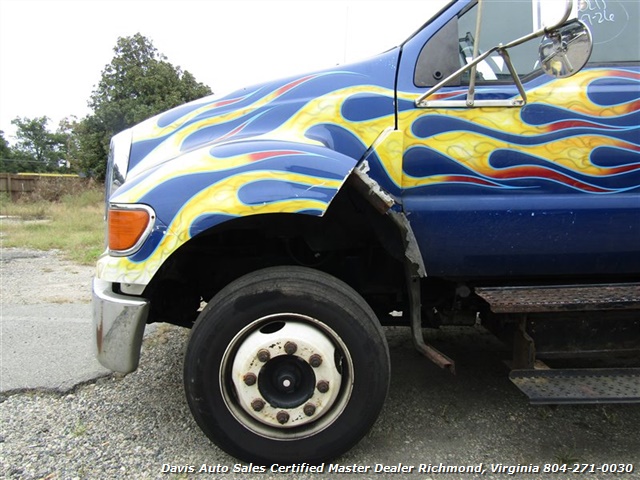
108, 207, 153, 253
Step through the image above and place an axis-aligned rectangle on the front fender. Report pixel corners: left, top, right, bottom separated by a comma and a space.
97, 140, 358, 285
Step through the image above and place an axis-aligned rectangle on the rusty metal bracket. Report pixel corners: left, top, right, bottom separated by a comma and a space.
406, 263, 456, 374
512, 315, 535, 370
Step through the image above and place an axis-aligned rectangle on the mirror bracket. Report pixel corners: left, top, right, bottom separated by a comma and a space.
416, 43, 528, 109
415, 0, 579, 109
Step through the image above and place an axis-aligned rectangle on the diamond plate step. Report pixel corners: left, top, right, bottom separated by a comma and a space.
476, 283, 640, 313
510, 368, 640, 404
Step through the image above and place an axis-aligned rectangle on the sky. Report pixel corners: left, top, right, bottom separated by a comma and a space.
0, 0, 448, 143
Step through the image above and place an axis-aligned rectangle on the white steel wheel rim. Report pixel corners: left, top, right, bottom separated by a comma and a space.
220, 313, 354, 440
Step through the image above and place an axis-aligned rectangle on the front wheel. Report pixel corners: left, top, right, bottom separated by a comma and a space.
184, 266, 390, 464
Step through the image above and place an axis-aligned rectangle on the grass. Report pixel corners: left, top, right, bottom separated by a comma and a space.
0, 188, 105, 265
71, 420, 88, 437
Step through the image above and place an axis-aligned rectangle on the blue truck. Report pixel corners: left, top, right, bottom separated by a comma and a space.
93, 0, 639, 463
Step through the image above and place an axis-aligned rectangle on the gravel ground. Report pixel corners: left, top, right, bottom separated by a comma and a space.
1, 249, 639, 479
0, 248, 93, 305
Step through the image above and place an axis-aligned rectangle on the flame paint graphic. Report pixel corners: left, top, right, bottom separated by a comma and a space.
400, 68, 640, 194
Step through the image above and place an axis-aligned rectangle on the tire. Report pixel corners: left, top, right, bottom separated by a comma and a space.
184, 266, 390, 464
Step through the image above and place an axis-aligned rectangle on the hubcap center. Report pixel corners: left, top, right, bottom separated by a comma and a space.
258, 355, 316, 408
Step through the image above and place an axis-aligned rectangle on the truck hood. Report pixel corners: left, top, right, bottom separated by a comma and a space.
122, 49, 400, 183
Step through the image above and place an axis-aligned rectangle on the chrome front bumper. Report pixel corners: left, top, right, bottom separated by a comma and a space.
92, 278, 150, 373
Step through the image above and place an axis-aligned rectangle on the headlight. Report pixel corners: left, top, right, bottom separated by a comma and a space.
105, 129, 133, 216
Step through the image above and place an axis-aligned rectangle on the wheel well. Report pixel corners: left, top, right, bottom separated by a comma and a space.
143, 185, 407, 327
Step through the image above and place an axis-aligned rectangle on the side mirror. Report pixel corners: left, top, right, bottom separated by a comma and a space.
534, 0, 575, 31
539, 20, 593, 78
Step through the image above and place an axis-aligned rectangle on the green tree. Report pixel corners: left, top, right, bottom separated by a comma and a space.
57, 117, 81, 172
10, 116, 68, 172
0, 131, 10, 158
75, 115, 110, 179
0, 130, 20, 173
77, 33, 212, 179
0, 130, 12, 167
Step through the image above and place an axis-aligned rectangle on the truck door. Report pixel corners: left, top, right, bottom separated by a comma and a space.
397, 0, 640, 279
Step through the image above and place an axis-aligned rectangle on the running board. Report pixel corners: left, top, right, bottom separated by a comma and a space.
510, 368, 640, 404
476, 283, 640, 313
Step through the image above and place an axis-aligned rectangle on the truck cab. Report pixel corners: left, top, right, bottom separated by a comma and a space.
93, 0, 639, 463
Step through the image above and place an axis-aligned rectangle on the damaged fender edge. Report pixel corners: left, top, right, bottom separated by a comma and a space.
350, 161, 453, 371
349, 161, 427, 277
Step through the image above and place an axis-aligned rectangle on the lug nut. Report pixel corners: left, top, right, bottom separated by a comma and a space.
276, 411, 290, 424
284, 341, 297, 355
317, 380, 330, 394
309, 354, 323, 368
303, 403, 316, 417
251, 399, 265, 412
243, 373, 257, 386
257, 349, 270, 362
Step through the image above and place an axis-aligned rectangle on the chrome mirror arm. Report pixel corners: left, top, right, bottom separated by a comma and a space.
467, 0, 485, 106
415, 0, 574, 109
500, 48, 528, 107
415, 45, 501, 108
